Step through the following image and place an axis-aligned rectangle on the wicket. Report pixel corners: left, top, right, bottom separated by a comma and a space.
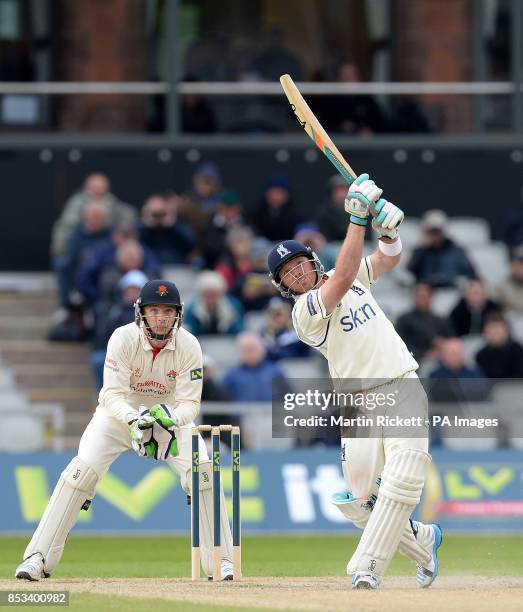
191, 424, 241, 581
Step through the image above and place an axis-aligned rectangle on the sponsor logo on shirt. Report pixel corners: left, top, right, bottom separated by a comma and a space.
130, 380, 167, 395
340, 303, 377, 332
132, 367, 142, 377
190, 368, 203, 381
104, 356, 119, 373
350, 284, 365, 296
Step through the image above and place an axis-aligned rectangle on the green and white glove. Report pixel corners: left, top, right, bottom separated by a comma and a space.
148, 404, 179, 460
370, 198, 404, 231
344, 173, 383, 226
129, 405, 178, 460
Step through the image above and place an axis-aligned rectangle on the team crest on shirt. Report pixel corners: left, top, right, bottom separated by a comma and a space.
350, 284, 365, 296
132, 367, 142, 377
276, 243, 291, 258
167, 369, 177, 380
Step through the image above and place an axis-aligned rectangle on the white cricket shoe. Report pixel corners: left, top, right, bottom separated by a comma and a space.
15, 553, 50, 581
352, 572, 380, 589
207, 560, 234, 581
416, 524, 443, 588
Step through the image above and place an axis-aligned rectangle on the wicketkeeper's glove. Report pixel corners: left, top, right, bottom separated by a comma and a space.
129, 405, 179, 460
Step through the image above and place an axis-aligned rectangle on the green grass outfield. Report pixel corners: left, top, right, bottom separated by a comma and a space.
1, 534, 522, 611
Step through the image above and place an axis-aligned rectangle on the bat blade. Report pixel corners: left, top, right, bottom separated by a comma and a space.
279, 74, 357, 184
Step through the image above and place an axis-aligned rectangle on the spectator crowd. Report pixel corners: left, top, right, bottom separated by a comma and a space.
49, 166, 523, 448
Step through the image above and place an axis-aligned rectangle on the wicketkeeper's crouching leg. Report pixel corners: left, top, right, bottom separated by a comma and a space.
16, 456, 99, 580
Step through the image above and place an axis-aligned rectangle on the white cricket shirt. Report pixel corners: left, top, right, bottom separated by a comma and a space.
292, 257, 418, 381
97, 322, 203, 425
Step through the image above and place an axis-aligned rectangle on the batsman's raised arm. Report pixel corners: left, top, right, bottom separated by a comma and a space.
319, 173, 383, 314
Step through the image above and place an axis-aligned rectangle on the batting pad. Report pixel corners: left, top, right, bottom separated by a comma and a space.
23, 456, 99, 572
333, 491, 432, 566
199, 476, 233, 577
347, 448, 430, 578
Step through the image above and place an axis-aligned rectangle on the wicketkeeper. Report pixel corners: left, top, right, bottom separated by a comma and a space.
16, 280, 234, 581
267, 174, 442, 589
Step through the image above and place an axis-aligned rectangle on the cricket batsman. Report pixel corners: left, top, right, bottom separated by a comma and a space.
16, 279, 234, 581
267, 174, 442, 589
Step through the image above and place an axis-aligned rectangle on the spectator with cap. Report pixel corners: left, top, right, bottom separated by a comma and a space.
222, 332, 289, 402
90, 269, 148, 389
231, 237, 276, 311
407, 209, 477, 287
293, 223, 337, 271
449, 279, 501, 337
51, 172, 136, 259
496, 245, 523, 313
178, 161, 225, 264
315, 174, 352, 242
215, 227, 254, 289
201, 189, 246, 268
396, 283, 455, 362
261, 297, 309, 361
251, 172, 301, 241
475, 313, 523, 378
139, 194, 194, 264
184, 271, 244, 336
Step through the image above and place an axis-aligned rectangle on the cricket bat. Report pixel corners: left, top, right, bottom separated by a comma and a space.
279, 74, 357, 185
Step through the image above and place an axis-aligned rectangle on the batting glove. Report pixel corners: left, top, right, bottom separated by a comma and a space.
370, 198, 404, 230
345, 173, 383, 226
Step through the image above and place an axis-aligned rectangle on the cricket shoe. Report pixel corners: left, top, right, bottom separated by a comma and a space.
416, 524, 443, 588
352, 572, 380, 590
15, 553, 50, 581
207, 560, 234, 581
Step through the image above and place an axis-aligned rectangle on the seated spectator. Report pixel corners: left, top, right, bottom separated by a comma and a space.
222, 332, 288, 402
216, 227, 254, 289
496, 245, 523, 313
51, 172, 136, 259
232, 237, 276, 311
76, 222, 161, 306
428, 338, 486, 402
184, 271, 244, 336
475, 314, 523, 378
261, 297, 309, 361
450, 279, 501, 336
293, 223, 337, 271
87, 239, 158, 323
201, 190, 246, 268
430, 338, 484, 378
90, 270, 148, 389
178, 162, 224, 263
315, 174, 351, 242
396, 283, 454, 362
251, 172, 300, 241
139, 194, 194, 264
55, 201, 112, 309
408, 210, 477, 287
